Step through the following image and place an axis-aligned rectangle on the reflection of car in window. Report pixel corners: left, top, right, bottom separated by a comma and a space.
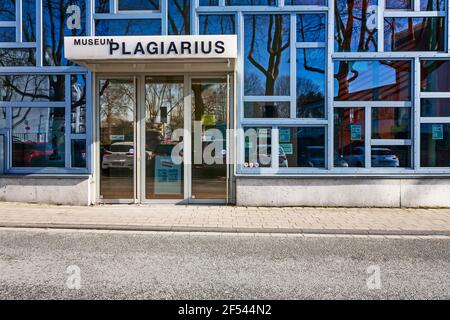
371, 148, 400, 167
101, 142, 134, 172
12, 139, 64, 167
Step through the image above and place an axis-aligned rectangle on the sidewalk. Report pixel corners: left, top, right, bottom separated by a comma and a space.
1, 202, 450, 235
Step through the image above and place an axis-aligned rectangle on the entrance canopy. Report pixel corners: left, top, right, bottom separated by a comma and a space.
64, 35, 237, 73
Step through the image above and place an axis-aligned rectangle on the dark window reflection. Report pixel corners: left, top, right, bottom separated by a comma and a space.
420, 0, 445, 10
199, 15, 236, 35
297, 48, 325, 118
71, 75, 86, 134
0, 48, 35, 67
71, 139, 86, 168
0, 75, 65, 102
118, 0, 159, 10
421, 124, 450, 167
297, 14, 325, 42
421, 98, 450, 117
200, 0, 219, 5
95, 19, 161, 36
384, 17, 445, 52
244, 102, 290, 118
335, 0, 378, 52
12, 107, 65, 168
334, 108, 365, 167
334, 60, 411, 101
23, 0, 36, 42
226, 0, 276, 5
286, 0, 326, 4
244, 15, 290, 96
279, 127, 326, 168
421, 60, 450, 92
0, 0, 15, 21
385, 0, 411, 9
371, 146, 410, 168
168, 0, 190, 35
244, 127, 272, 168
0, 107, 6, 128
43, 0, 86, 66
372, 108, 411, 139
95, 0, 109, 13
0, 27, 15, 42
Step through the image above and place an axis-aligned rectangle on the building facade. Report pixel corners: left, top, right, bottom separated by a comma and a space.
1, 0, 450, 206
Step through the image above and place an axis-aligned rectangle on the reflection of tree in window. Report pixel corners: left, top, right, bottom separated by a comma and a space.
0, 75, 65, 102
168, 0, 190, 35
245, 15, 290, 96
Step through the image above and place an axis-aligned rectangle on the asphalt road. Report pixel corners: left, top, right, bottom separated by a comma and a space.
0, 228, 449, 300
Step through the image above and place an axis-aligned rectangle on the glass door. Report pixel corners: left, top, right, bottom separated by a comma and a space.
190, 78, 229, 202
98, 78, 136, 202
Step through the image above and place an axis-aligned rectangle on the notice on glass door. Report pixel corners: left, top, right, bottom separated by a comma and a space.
154, 156, 182, 195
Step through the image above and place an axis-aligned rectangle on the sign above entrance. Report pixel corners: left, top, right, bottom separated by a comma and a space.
64, 35, 237, 61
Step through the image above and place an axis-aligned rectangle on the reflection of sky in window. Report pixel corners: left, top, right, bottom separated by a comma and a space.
226, 0, 276, 5
23, 0, 36, 42
297, 14, 325, 42
244, 15, 290, 96
168, 0, 190, 35
95, 19, 161, 36
199, 15, 236, 35
118, 0, 160, 11
297, 48, 325, 95
334, 61, 397, 94
199, 0, 219, 5
43, 0, 86, 66
0, 0, 15, 21
0, 27, 15, 42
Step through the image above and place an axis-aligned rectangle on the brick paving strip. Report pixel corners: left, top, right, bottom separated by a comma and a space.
0, 202, 450, 236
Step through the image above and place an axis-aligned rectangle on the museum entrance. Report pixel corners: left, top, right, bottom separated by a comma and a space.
97, 74, 233, 204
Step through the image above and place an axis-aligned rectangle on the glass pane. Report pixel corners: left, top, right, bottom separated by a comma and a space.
371, 107, 411, 139
334, 60, 411, 101
0, 75, 65, 102
168, 0, 190, 35
421, 60, 450, 92
385, 0, 412, 9
244, 102, 290, 118
244, 15, 290, 96
0, 107, 6, 128
191, 79, 228, 200
23, 0, 36, 42
199, 15, 236, 35
297, 48, 325, 118
71, 75, 86, 134
99, 79, 135, 199
0, 135, 4, 174
226, 0, 276, 4
334, 108, 365, 167
421, 124, 450, 167
200, 0, 219, 4
420, 0, 445, 10
118, 0, 159, 10
297, 14, 325, 42
244, 127, 272, 168
12, 107, 65, 167
384, 17, 445, 52
0, 48, 35, 66
279, 127, 326, 168
421, 98, 450, 117
95, 19, 161, 36
286, 0, 326, 4
95, 0, 109, 13
371, 146, 410, 168
145, 76, 184, 200
43, 0, 86, 66
71, 139, 86, 168
0, 27, 15, 42
335, 0, 378, 52
0, 0, 15, 21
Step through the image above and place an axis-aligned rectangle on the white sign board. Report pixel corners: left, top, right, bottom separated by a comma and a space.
64, 35, 237, 60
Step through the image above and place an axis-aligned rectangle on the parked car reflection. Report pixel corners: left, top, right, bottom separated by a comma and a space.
339, 146, 400, 167
101, 142, 134, 173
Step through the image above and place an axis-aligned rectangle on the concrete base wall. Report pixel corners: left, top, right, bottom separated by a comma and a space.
236, 177, 450, 208
0, 176, 92, 206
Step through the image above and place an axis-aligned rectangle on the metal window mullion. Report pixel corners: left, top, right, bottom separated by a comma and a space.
272, 127, 279, 170
290, 13, 296, 119
219, 0, 226, 6
279, 0, 285, 8
161, 0, 168, 35
371, 139, 412, 146
64, 75, 71, 169
420, 117, 450, 123
184, 75, 191, 201
378, 0, 385, 53
111, 0, 117, 14
16, 0, 22, 42
36, 0, 42, 66
87, 0, 94, 36
236, 11, 245, 172
365, 106, 371, 169
414, 57, 421, 169
414, 0, 420, 11
327, 1, 334, 170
